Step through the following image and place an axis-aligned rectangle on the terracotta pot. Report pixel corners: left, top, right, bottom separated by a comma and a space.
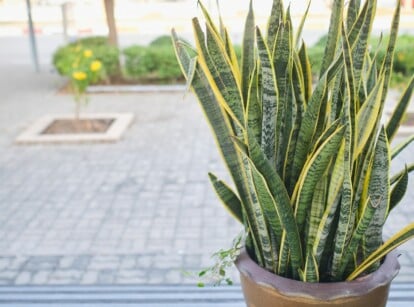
235, 249, 400, 307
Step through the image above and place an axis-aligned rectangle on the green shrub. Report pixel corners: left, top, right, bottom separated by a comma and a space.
372, 34, 414, 86
149, 35, 174, 47
308, 33, 414, 86
123, 43, 183, 82
53, 36, 120, 82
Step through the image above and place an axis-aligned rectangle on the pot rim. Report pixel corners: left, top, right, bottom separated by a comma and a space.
235, 248, 400, 301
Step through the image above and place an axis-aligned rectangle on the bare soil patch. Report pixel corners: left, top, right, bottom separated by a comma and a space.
42, 119, 114, 134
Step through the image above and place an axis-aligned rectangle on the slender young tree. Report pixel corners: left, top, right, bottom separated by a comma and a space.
103, 0, 118, 47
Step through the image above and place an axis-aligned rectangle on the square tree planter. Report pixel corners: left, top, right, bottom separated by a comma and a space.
15, 113, 134, 144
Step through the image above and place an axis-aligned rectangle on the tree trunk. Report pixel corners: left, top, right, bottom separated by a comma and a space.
103, 0, 121, 82
103, 0, 118, 47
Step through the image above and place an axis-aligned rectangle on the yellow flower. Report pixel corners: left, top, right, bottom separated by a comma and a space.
90, 60, 102, 72
72, 71, 87, 81
83, 49, 93, 58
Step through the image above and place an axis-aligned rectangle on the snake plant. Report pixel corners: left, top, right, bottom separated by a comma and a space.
172, 0, 414, 282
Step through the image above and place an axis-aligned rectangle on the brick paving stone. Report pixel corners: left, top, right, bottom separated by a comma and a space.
48, 270, 84, 284
14, 271, 32, 285
31, 271, 52, 285
97, 270, 117, 284
80, 271, 99, 285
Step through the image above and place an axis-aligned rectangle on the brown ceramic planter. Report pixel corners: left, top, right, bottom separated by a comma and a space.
235, 249, 400, 307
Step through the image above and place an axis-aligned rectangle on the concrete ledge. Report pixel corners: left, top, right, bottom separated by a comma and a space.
15, 113, 134, 144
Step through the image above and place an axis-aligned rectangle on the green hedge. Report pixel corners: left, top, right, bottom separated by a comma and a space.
308, 33, 414, 86
122, 35, 184, 83
53, 36, 120, 82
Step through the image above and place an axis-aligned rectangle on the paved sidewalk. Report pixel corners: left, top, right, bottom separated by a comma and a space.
0, 65, 413, 285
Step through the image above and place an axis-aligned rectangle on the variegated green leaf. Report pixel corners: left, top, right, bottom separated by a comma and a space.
208, 173, 243, 224
293, 125, 345, 235
241, 0, 255, 104
223, 28, 241, 81
303, 251, 319, 282
350, 0, 376, 94
378, 1, 401, 108
294, 1, 311, 49
246, 64, 262, 143
346, 0, 361, 31
273, 19, 293, 175
361, 128, 390, 270
298, 42, 312, 103
331, 166, 353, 280
355, 75, 385, 156
266, 0, 284, 49
291, 56, 343, 186
348, 222, 414, 280
192, 18, 244, 127
245, 129, 303, 277
196, 1, 220, 37
284, 56, 306, 189
338, 197, 374, 277
256, 28, 279, 164
305, 176, 328, 256
319, 0, 343, 76
232, 137, 276, 271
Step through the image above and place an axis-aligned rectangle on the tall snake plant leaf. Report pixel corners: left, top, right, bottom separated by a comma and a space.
302, 251, 319, 283
284, 55, 306, 187
232, 137, 278, 271
305, 176, 328, 257
298, 43, 312, 103
386, 76, 414, 142
208, 173, 243, 224
293, 125, 345, 237
223, 28, 241, 82
245, 129, 303, 277
348, 223, 414, 280
273, 17, 293, 176
196, 0, 220, 37
241, 0, 255, 105
338, 197, 375, 277
349, 0, 376, 97
294, 1, 311, 49
291, 57, 342, 187
331, 155, 353, 280
246, 64, 262, 143
319, 0, 343, 77
192, 18, 244, 128
378, 0, 400, 109
355, 75, 385, 156
256, 28, 279, 164
346, 0, 361, 31
361, 128, 390, 271
266, 0, 284, 49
